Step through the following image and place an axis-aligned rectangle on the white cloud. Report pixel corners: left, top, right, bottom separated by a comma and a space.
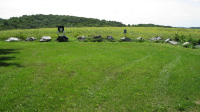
190, 0, 200, 2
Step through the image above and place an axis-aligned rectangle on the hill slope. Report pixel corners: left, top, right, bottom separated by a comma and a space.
0, 14, 126, 30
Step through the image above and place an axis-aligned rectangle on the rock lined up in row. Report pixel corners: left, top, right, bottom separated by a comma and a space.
107, 36, 114, 40
149, 36, 161, 40
77, 36, 86, 41
39, 36, 51, 42
162, 38, 189, 46
5, 37, 20, 42
137, 37, 143, 40
26, 37, 37, 41
120, 37, 131, 42
165, 38, 172, 42
182, 42, 190, 46
3, 36, 200, 48
56, 35, 69, 42
169, 41, 179, 45
93, 35, 102, 40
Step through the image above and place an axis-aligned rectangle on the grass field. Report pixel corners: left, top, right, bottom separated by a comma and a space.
0, 27, 200, 41
1, 41, 200, 111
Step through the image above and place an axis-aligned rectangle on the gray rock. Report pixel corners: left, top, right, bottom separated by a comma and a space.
26, 37, 37, 41
149, 36, 161, 40
182, 42, 190, 46
77, 36, 86, 41
120, 37, 131, 42
169, 41, 179, 45
93, 35, 102, 39
165, 38, 172, 42
149, 38, 157, 40
39, 36, 51, 42
195, 45, 200, 47
5, 37, 20, 42
137, 37, 143, 40
56, 35, 69, 42
107, 36, 114, 40
156, 36, 161, 40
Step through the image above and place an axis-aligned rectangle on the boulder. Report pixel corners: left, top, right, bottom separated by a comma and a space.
169, 41, 179, 45
149, 36, 161, 40
107, 36, 114, 40
39, 36, 51, 42
195, 45, 200, 47
120, 37, 131, 42
77, 36, 86, 41
93, 35, 102, 39
165, 38, 172, 42
5, 37, 20, 42
26, 37, 37, 41
156, 36, 162, 40
137, 37, 143, 40
182, 42, 190, 46
56, 35, 69, 42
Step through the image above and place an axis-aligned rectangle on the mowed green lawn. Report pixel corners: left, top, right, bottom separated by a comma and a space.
0, 42, 200, 111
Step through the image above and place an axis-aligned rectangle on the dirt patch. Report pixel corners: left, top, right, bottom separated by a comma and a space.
195, 101, 200, 105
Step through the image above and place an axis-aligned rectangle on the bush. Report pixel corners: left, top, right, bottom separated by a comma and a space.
83, 38, 92, 42
138, 39, 145, 42
186, 37, 196, 46
118, 39, 123, 42
197, 39, 200, 45
174, 33, 186, 42
191, 45, 196, 49
185, 37, 200, 46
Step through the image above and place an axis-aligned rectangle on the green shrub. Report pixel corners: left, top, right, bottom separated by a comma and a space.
118, 39, 123, 42
138, 39, 145, 42
185, 37, 200, 46
186, 37, 195, 46
83, 38, 92, 42
197, 39, 200, 45
191, 45, 196, 49
130, 39, 136, 42
174, 33, 186, 42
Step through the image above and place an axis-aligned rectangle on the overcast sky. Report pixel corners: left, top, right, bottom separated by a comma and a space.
0, 0, 200, 27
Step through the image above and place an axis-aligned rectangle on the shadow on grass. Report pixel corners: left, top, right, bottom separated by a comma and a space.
0, 48, 23, 67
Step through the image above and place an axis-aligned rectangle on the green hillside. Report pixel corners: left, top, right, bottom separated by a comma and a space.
0, 14, 175, 31
0, 14, 126, 30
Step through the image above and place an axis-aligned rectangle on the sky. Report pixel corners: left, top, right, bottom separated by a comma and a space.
0, 0, 200, 27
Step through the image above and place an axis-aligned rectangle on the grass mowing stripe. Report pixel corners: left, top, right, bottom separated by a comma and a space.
152, 56, 181, 111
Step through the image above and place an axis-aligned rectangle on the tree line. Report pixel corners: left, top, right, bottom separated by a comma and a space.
190, 27, 200, 29
0, 14, 173, 30
0, 14, 126, 30
128, 24, 172, 28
